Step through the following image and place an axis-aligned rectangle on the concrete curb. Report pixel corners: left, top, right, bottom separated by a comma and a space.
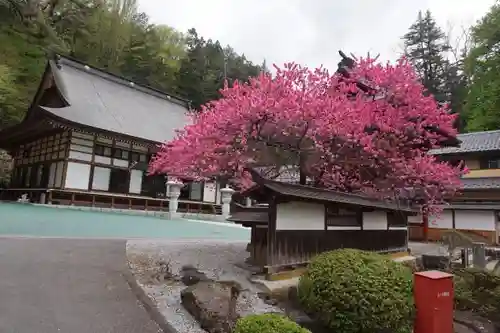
123, 268, 177, 333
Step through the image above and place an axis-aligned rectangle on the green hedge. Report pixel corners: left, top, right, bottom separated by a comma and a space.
234, 313, 310, 333
298, 249, 414, 333
454, 268, 500, 324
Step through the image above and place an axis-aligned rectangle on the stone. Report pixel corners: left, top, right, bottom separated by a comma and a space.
180, 265, 210, 286
397, 256, 421, 273
288, 286, 300, 306
454, 310, 499, 333
181, 280, 242, 333
422, 254, 450, 270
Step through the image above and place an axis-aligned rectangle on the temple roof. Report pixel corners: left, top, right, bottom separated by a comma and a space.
461, 177, 500, 190
0, 55, 191, 145
245, 168, 417, 213
429, 130, 500, 156
42, 56, 190, 143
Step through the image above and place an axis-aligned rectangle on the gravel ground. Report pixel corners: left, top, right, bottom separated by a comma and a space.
408, 241, 449, 256
126, 239, 282, 333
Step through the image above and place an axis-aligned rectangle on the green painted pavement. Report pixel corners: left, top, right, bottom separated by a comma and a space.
0, 202, 250, 240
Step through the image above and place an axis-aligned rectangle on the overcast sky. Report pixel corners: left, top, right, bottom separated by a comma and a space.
138, 0, 496, 71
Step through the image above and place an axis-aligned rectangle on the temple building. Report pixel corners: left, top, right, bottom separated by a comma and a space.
229, 168, 416, 274
409, 130, 500, 244
0, 55, 222, 213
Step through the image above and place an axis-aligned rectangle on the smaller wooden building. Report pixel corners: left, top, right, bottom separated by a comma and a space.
229, 169, 417, 273
408, 130, 500, 244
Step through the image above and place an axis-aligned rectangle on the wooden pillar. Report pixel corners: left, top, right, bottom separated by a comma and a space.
423, 213, 429, 242
266, 195, 277, 271
451, 209, 456, 230
249, 226, 256, 263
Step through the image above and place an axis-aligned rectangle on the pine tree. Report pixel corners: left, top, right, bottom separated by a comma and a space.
403, 10, 451, 103
464, 3, 500, 132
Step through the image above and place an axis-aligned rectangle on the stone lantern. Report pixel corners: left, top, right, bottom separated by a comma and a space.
167, 178, 183, 218
220, 185, 235, 219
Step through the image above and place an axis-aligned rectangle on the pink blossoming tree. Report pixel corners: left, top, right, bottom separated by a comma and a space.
149, 54, 466, 213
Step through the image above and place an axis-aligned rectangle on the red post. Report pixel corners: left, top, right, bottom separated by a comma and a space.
414, 270, 454, 333
422, 213, 429, 242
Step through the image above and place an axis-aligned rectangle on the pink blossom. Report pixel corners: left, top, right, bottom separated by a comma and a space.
149, 57, 464, 213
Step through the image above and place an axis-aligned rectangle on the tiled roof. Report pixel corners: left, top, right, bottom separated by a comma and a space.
442, 203, 500, 210
461, 177, 500, 190
227, 211, 268, 224
41, 56, 190, 143
247, 168, 417, 213
262, 181, 417, 212
429, 130, 500, 155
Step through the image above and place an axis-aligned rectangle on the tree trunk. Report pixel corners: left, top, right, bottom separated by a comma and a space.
299, 154, 306, 185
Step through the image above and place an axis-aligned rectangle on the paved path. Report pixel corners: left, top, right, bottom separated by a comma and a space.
0, 203, 248, 240
0, 238, 162, 333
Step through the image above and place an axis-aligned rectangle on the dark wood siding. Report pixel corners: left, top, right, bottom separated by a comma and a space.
325, 205, 360, 227
249, 227, 268, 267
387, 211, 408, 227
409, 225, 425, 241
268, 229, 407, 267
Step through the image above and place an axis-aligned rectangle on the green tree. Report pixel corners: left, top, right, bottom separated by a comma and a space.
176, 28, 264, 110
0, 64, 24, 128
0, 0, 263, 128
464, 3, 500, 132
403, 10, 451, 103
403, 10, 470, 130
443, 59, 468, 131
0, 24, 47, 129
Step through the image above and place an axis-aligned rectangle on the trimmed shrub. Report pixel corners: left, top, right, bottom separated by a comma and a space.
453, 268, 500, 324
234, 313, 311, 333
298, 249, 414, 333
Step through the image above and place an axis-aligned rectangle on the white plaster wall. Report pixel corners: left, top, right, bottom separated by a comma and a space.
64, 162, 90, 190
429, 210, 453, 229
408, 214, 423, 224
129, 170, 143, 194
455, 210, 495, 231
276, 201, 324, 230
216, 182, 221, 204
203, 182, 217, 202
363, 211, 388, 230
54, 161, 64, 188
68, 151, 92, 161
92, 167, 110, 191
113, 159, 128, 167
70, 144, 93, 153
94, 156, 111, 165
189, 182, 203, 201
70, 137, 93, 147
